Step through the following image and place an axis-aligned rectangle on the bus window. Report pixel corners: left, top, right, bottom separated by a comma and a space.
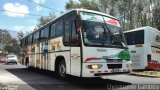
50, 23, 56, 37
71, 21, 80, 46
25, 37, 28, 45
22, 39, 25, 46
36, 31, 40, 41
33, 33, 36, 42
125, 30, 144, 45
28, 35, 33, 44
56, 20, 63, 36
40, 27, 49, 40
64, 21, 71, 45
45, 27, 49, 38
33, 31, 39, 42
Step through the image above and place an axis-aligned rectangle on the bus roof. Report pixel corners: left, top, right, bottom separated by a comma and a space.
41, 9, 117, 28
22, 9, 117, 39
124, 26, 160, 33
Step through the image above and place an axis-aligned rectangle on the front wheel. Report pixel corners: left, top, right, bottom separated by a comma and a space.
58, 60, 67, 79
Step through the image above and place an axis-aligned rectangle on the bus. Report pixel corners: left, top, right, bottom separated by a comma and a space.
21, 9, 132, 79
124, 26, 160, 70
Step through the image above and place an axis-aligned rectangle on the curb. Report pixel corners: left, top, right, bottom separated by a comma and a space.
129, 72, 160, 78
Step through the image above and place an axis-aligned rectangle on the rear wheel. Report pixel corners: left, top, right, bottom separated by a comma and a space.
58, 60, 67, 79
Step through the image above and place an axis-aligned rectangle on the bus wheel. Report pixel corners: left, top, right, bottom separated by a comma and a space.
58, 60, 67, 79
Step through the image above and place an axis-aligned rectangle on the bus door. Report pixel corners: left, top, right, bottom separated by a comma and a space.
42, 41, 48, 69
64, 20, 81, 76
36, 43, 41, 68
70, 20, 81, 76
40, 28, 49, 70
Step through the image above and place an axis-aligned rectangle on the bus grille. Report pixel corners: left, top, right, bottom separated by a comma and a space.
106, 59, 122, 63
107, 64, 122, 69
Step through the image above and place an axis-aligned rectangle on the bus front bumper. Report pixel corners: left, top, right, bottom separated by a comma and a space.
82, 63, 132, 77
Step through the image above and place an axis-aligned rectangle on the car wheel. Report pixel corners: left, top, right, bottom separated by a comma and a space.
58, 60, 67, 79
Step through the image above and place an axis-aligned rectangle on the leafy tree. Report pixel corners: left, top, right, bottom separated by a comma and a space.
0, 29, 12, 45
17, 31, 24, 41
37, 12, 56, 28
4, 45, 14, 54
65, 0, 80, 10
65, 0, 160, 31
3, 38, 20, 55
0, 29, 22, 56
65, 0, 100, 11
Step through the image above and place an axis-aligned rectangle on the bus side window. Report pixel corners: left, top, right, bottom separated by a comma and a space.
56, 19, 63, 36
64, 21, 71, 46
71, 21, 80, 46
50, 23, 56, 37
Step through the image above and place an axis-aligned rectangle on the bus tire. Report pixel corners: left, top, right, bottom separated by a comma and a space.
58, 60, 67, 79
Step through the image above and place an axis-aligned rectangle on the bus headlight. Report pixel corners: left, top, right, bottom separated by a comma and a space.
126, 64, 132, 68
86, 64, 103, 69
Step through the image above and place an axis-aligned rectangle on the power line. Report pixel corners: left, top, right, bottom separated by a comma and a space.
27, 0, 61, 13
0, 10, 46, 17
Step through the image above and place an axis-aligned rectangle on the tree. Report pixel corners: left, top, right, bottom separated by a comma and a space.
3, 38, 21, 55
17, 31, 24, 41
0, 29, 22, 56
65, 0, 100, 11
65, 0, 80, 10
65, 0, 160, 31
37, 12, 56, 28
0, 29, 12, 45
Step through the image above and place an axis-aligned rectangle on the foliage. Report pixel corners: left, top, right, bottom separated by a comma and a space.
0, 29, 21, 56
65, 0, 160, 31
37, 12, 56, 28
65, 0, 100, 11
0, 29, 12, 45
17, 31, 24, 41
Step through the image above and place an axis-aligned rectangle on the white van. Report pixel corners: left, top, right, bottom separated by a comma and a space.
6, 55, 18, 64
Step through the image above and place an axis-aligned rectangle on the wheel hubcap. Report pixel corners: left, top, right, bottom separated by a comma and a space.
59, 65, 65, 77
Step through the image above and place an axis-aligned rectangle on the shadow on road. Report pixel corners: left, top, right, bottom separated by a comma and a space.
6, 68, 131, 90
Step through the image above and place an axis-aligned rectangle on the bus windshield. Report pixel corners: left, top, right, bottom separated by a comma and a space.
80, 12, 126, 48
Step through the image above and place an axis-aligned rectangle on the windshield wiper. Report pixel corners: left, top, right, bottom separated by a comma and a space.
104, 25, 125, 47
111, 35, 126, 47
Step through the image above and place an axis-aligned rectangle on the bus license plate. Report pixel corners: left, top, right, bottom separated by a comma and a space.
112, 68, 120, 72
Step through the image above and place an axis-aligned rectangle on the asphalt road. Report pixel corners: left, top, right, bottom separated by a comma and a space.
0, 63, 160, 90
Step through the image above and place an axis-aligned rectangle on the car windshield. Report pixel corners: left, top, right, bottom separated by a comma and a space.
8, 55, 16, 58
80, 12, 126, 48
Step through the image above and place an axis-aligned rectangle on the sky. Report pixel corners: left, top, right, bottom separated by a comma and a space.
0, 0, 73, 33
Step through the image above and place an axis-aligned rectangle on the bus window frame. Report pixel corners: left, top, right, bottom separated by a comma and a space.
124, 30, 144, 45
70, 20, 81, 46
55, 19, 63, 36
33, 31, 40, 43
40, 26, 49, 41
63, 10, 80, 47
79, 11, 127, 48
50, 23, 56, 38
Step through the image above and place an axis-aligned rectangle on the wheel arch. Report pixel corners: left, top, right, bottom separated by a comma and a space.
54, 56, 66, 72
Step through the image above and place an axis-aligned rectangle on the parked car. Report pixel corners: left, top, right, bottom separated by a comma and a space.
6, 55, 18, 64
0, 57, 6, 63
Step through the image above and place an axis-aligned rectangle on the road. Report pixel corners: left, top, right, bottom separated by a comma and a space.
0, 63, 160, 90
